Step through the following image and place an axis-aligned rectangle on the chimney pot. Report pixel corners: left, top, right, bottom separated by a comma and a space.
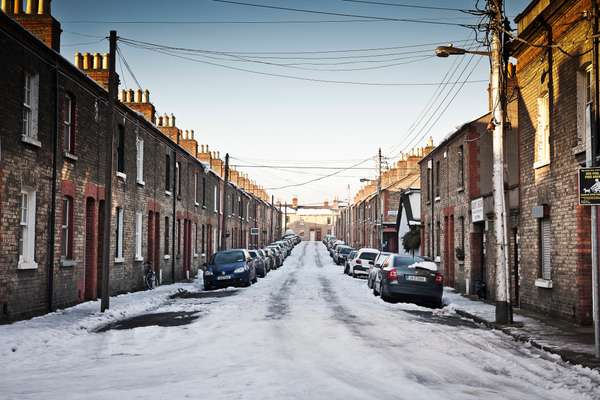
127, 89, 134, 103
170, 113, 175, 127
135, 89, 142, 103
82, 53, 90, 69
190, 130, 195, 140
13, 0, 21, 13
26, 0, 39, 14
118, 90, 126, 102
142, 89, 150, 103
2, 0, 14, 15
74, 52, 82, 68
38, 0, 48, 14
93, 52, 101, 69
158, 116, 163, 126
102, 54, 109, 70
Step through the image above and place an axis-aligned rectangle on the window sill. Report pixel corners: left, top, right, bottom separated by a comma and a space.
134, 256, 144, 262
435, 197, 441, 202
116, 172, 127, 182
533, 160, 550, 170
137, 180, 145, 187
193, 254, 199, 258
572, 144, 586, 156
164, 254, 171, 260
17, 260, 38, 270
202, 205, 207, 209
21, 135, 41, 148
64, 152, 78, 162
165, 190, 172, 197
535, 278, 553, 289
114, 257, 125, 264
195, 202, 200, 207
456, 187, 464, 193
60, 259, 77, 268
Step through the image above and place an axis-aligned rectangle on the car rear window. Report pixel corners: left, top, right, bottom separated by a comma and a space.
393, 256, 423, 268
212, 251, 245, 264
340, 247, 352, 254
359, 252, 378, 261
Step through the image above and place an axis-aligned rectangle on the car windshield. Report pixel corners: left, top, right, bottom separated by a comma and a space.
348, 251, 357, 259
339, 247, 352, 254
248, 251, 258, 258
393, 256, 423, 268
211, 251, 245, 264
359, 252, 378, 261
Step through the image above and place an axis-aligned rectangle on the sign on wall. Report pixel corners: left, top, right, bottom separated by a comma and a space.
250, 228, 259, 236
471, 197, 484, 222
579, 167, 600, 205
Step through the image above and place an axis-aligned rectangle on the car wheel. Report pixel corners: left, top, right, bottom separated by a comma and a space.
381, 286, 393, 302
204, 284, 213, 291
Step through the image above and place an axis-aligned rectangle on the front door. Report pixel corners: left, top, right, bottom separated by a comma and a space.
84, 198, 97, 300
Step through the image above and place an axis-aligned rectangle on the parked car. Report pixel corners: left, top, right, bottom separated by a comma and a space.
263, 248, 278, 270
267, 246, 284, 267
258, 249, 272, 272
367, 252, 392, 289
334, 245, 354, 265
346, 248, 379, 278
248, 250, 268, 278
204, 249, 257, 290
344, 250, 358, 272
329, 240, 345, 257
372, 255, 443, 307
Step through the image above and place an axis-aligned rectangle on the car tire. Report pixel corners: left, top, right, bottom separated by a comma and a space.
252, 277, 258, 284
204, 284, 213, 291
381, 286, 392, 302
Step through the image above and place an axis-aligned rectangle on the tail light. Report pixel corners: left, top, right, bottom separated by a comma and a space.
435, 273, 444, 285
355, 259, 362, 265
387, 269, 398, 281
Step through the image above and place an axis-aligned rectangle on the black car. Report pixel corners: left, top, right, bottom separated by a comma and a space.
372, 255, 443, 307
333, 245, 354, 265
204, 249, 257, 290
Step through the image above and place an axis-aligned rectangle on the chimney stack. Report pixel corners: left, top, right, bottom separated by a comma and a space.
157, 112, 179, 142
119, 87, 156, 124
75, 51, 117, 91
4, 0, 61, 51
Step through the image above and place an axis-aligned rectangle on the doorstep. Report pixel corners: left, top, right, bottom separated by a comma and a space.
443, 288, 600, 371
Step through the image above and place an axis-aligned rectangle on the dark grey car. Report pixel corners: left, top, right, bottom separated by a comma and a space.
334, 245, 354, 265
372, 255, 444, 307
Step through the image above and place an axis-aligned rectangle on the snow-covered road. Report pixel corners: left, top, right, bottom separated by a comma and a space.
2, 242, 600, 400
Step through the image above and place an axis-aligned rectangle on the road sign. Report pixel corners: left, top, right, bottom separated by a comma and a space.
579, 167, 600, 205
250, 228, 259, 236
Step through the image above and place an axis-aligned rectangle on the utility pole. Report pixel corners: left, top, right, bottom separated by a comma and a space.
284, 201, 288, 232
489, 0, 512, 324
591, 0, 600, 358
219, 153, 229, 251
100, 30, 117, 312
270, 195, 275, 243
377, 148, 384, 251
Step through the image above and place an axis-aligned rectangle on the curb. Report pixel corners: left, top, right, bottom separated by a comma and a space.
454, 309, 600, 371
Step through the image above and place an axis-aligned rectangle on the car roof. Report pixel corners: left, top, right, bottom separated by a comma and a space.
358, 248, 379, 253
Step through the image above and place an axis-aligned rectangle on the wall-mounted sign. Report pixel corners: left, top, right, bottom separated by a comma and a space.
579, 167, 600, 205
250, 228, 259, 236
387, 210, 398, 217
471, 197, 484, 222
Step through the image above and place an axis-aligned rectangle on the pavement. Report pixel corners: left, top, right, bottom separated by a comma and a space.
444, 289, 600, 370
1, 242, 600, 400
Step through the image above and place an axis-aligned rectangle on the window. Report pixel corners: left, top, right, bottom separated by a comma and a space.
194, 223, 198, 256
175, 162, 181, 198
540, 218, 552, 280
136, 137, 144, 185
426, 161, 432, 202
436, 220, 441, 258
135, 212, 143, 261
164, 216, 170, 255
202, 176, 207, 206
117, 125, 125, 174
22, 72, 39, 142
194, 172, 199, 205
577, 65, 593, 152
435, 160, 440, 198
18, 188, 37, 269
115, 207, 124, 262
61, 196, 74, 259
327, 217, 331, 225
165, 154, 171, 193
201, 224, 206, 254
458, 145, 464, 188
459, 216, 465, 251
534, 93, 550, 168
63, 94, 75, 154
177, 219, 182, 256
214, 185, 218, 213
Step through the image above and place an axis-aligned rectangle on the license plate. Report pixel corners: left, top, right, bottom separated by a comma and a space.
406, 275, 427, 282
217, 275, 232, 280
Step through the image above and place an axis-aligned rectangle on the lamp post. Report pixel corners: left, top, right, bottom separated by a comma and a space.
434, 0, 512, 324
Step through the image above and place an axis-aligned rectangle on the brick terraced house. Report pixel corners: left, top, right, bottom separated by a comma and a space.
0, 1, 281, 321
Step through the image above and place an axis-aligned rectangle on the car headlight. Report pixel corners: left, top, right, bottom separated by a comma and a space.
234, 267, 246, 274
204, 270, 213, 276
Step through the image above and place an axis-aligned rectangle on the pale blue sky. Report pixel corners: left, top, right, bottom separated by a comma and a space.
55, 0, 530, 205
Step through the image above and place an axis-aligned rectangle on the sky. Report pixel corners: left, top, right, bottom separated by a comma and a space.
54, 0, 530, 206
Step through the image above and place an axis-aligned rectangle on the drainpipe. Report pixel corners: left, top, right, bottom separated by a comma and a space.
591, 0, 600, 359
171, 146, 177, 284
47, 57, 59, 313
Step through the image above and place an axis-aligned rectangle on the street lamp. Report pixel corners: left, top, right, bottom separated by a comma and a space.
435, 45, 491, 58
436, 34, 512, 324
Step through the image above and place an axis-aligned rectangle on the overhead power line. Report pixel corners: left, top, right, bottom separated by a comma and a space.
120, 40, 488, 87
212, 0, 480, 28
340, 0, 472, 12
232, 164, 378, 170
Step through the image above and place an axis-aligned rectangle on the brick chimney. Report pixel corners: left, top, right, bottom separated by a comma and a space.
210, 152, 224, 177
3, 0, 61, 52
229, 169, 240, 185
156, 113, 179, 142
119, 88, 156, 124
197, 144, 213, 166
74, 52, 118, 91
179, 130, 198, 157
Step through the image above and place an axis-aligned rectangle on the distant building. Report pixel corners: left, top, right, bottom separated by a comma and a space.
284, 199, 339, 241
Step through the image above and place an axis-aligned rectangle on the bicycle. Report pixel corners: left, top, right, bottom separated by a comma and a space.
144, 262, 156, 290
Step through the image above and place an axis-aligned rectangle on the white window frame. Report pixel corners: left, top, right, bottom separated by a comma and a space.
61, 196, 73, 260
18, 188, 37, 269
540, 218, 552, 281
577, 65, 594, 157
193, 222, 199, 257
136, 137, 145, 186
194, 172, 199, 206
534, 93, 550, 168
115, 207, 124, 263
213, 185, 218, 213
135, 212, 143, 261
175, 162, 181, 197
64, 94, 73, 154
22, 73, 40, 146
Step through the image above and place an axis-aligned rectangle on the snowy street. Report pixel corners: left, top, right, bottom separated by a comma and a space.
2, 242, 600, 400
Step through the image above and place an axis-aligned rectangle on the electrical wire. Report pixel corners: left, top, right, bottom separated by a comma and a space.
212, 0, 480, 28
340, 0, 473, 12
